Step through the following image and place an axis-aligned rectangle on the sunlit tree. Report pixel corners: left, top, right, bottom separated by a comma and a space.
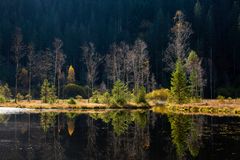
170, 60, 189, 104
111, 80, 130, 106
164, 10, 193, 71
40, 79, 56, 103
67, 65, 76, 84
187, 50, 205, 98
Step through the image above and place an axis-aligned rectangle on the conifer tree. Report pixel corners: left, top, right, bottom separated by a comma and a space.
41, 79, 50, 103
187, 50, 204, 98
111, 80, 130, 106
41, 79, 56, 103
170, 60, 189, 104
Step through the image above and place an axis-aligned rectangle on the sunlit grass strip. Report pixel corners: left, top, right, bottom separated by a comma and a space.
152, 103, 240, 117
0, 99, 149, 110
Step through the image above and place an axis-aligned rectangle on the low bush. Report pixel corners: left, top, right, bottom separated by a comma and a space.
217, 95, 225, 100
99, 91, 111, 104
0, 96, 6, 103
63, 83, 88, 99
68, 98, 76, 105
90, 91, 111, 104
145, 88, 170, 101
189, 97, 201, 103
16, 93, 24, 101
90, 91, 101, 103
25, 94, 32, 101
0, 83, 12, 100
75, 95, 83, 100
217, 95, 225, 103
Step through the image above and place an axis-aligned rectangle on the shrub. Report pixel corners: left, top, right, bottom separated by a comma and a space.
99, 91, 111, 104
0, 83, 12, 100
0, 96, 6, 103
68, 98, 76, 105
217, 95, 225, 100
145, 88, 170, 101
75, 95, 83, 100
217, 95, 225, 103
63, 83, 88, 99
16, 93, 24, 102
133, 86, 146, 104
90, 91, 101, 103
25, 94, 32, 101
90, 91, 111, 104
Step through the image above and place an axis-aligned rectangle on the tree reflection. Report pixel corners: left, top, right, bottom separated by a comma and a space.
0, 111, 153, 160
40, 112, 57, 133
91, 110, 148, 136
90, 110, 151, 160
85, 116, 97, 159
168, 114, 204, 159
66, 113, 77, 136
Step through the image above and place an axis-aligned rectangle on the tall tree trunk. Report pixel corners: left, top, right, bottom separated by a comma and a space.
28, 64, 32, 101
58, 75, 60, 98
15, 62, 18, 102
54, 52, 57, 87
210, 48, 213, 99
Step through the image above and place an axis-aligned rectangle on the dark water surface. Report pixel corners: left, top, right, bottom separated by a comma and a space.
0, 108, 240, 160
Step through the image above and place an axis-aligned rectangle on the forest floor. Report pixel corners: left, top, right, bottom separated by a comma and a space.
153, 99, 240, 117
0, 99, 149, 110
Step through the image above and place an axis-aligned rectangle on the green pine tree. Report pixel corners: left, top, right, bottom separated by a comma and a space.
41, 79, 57, 103
111, 80, 130, 106
170, 60, 189, 104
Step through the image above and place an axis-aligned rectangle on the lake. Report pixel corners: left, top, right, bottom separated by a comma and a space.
0, 108, 240, 160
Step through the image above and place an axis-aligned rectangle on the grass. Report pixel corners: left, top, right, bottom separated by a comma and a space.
0, 99, 149, 110
2, 98, 240, 117
152, 99, 240, 117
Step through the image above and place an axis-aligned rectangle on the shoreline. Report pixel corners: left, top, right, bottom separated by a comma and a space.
1, 99, 240, 117
153, 99, 240, 117
0, 99, 149, 110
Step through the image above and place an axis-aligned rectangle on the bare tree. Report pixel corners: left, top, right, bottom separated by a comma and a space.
27, 43, 34, 99
164, 10, 193, 71
82, 42, 102, 92
33, 49, 54, 84
106, 42, 130, 84
128, 39, 150, 89
53, 38, 66, 98
149, 74, 157, 91
106, 39, 151, 90
11, 27, 25, 101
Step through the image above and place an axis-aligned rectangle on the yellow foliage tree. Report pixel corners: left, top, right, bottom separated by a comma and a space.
67, 65, 76, 84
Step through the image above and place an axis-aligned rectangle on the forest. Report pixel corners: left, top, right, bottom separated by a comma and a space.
0, 0, 239, 100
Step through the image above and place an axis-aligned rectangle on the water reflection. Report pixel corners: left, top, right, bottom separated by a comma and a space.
0, 110, 239, 159
168, 114, 204, 159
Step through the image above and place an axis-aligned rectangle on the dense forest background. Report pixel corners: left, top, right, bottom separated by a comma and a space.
0, 0, 239, 98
